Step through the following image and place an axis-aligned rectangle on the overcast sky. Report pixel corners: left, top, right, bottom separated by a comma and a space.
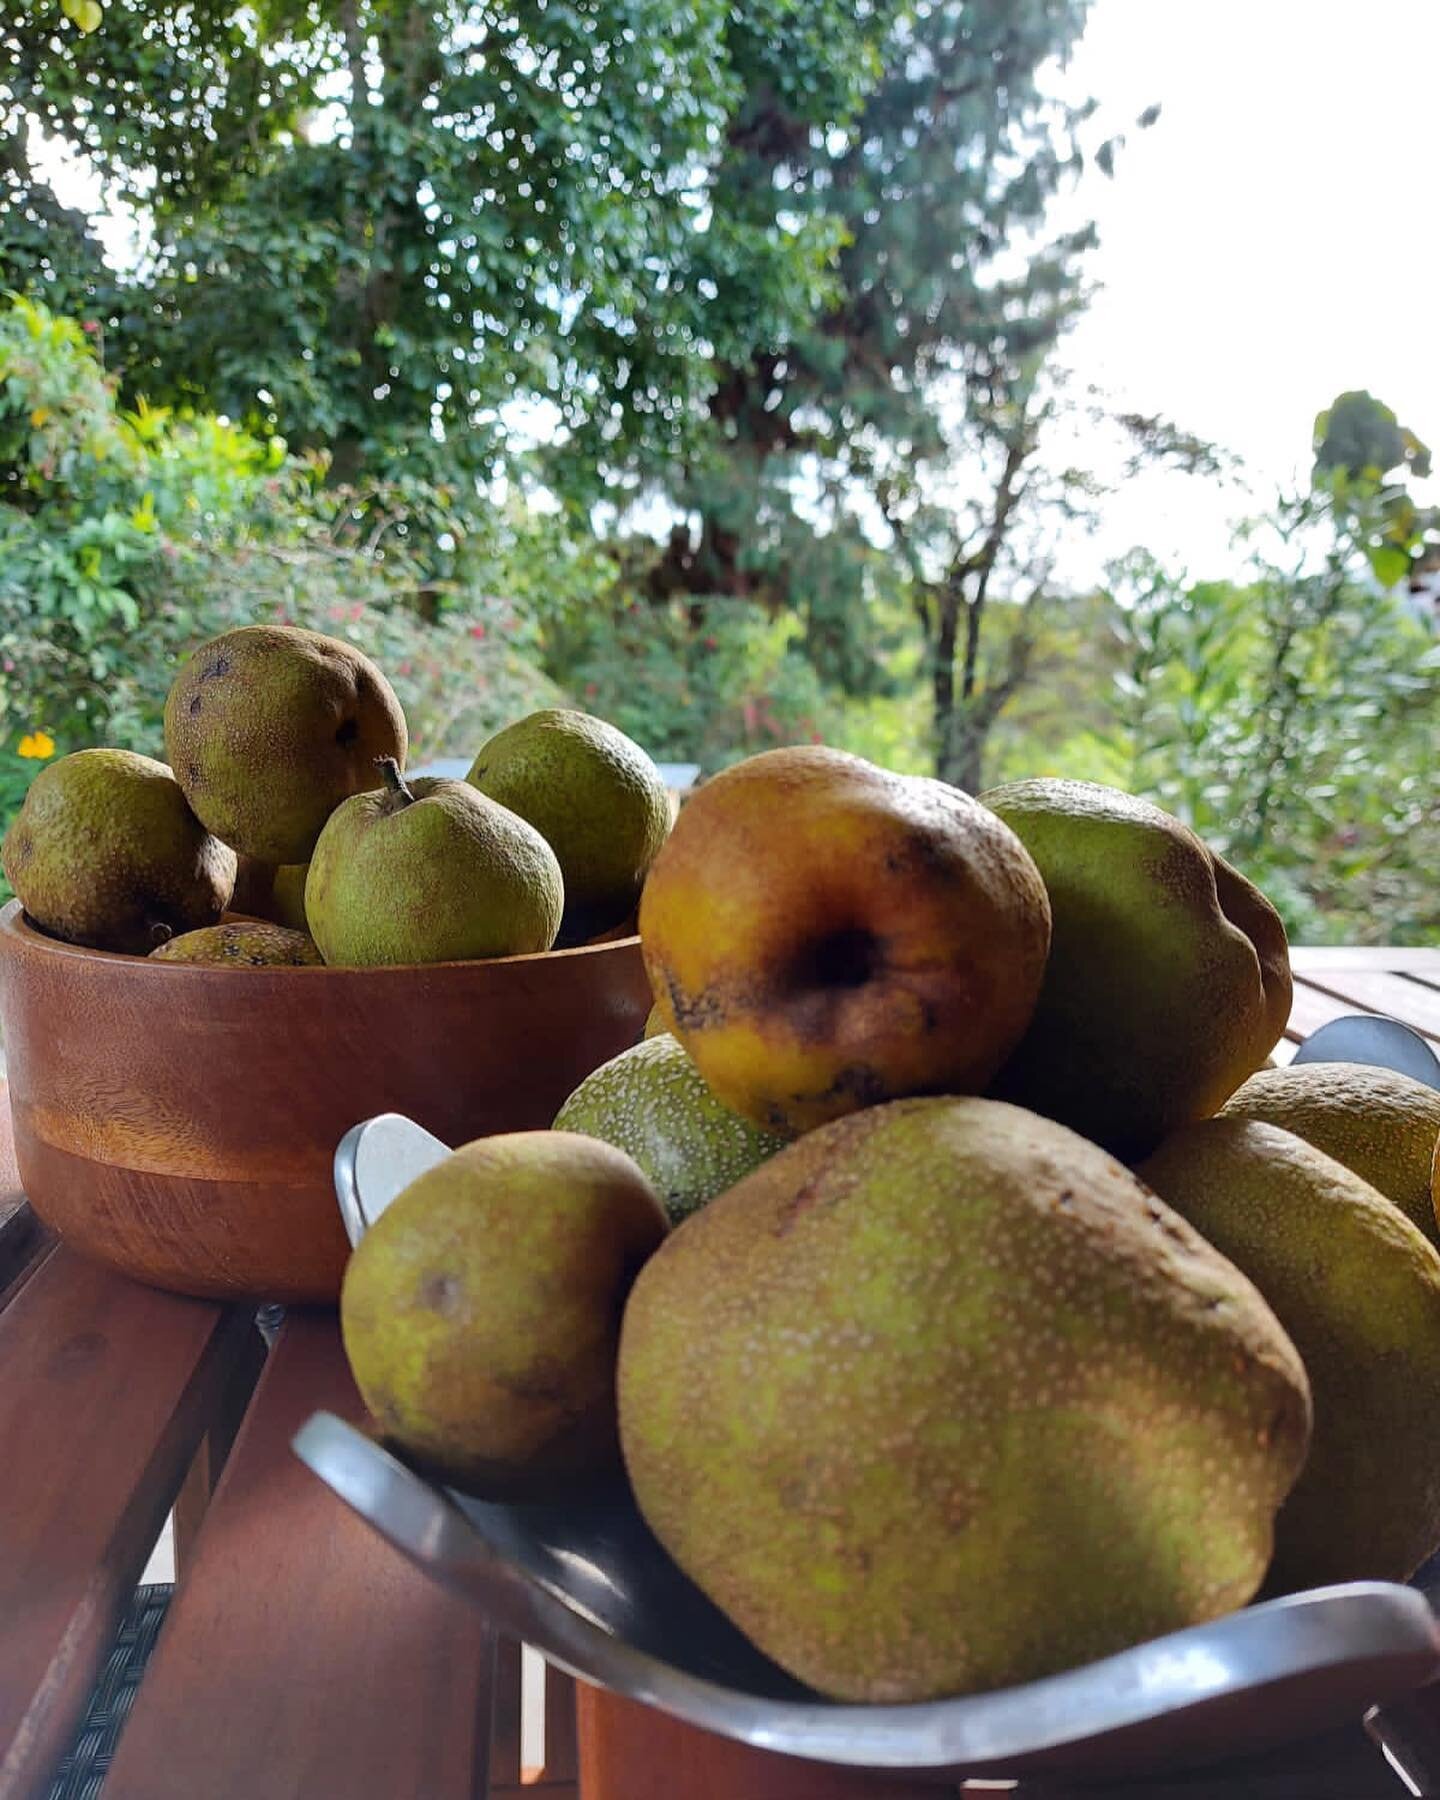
1052, 0, 1440, 582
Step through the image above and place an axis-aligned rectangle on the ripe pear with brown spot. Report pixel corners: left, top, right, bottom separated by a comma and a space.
150, 921, 322, 966
619, 1095, 1310, 1701
981, 779, 1291, 1158
1138, 1117, 1440, 1588
165, 624, 407, 864
1218, 1062, 1440, 1249
342, 1131, 667, 1496
640, 746, 1052, 1136
2, 749, 236, 954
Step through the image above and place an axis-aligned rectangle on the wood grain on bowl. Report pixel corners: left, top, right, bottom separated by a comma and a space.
0, 901, 652, 1304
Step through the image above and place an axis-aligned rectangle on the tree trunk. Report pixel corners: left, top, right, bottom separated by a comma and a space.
937, 703, 987, 794
931, 587, 960, 778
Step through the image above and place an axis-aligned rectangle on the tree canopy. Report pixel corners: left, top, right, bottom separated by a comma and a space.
4, 0, 888, 489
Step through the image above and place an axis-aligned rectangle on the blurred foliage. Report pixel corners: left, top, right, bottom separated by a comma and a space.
539, 588, 836, 770
0, 295, 557, 785
1106, 456, 1439, 946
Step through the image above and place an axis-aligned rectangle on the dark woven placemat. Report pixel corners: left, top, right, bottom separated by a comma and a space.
48, 1583, 173, 1800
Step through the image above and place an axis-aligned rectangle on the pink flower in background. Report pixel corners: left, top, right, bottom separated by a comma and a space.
82, 320, 100, 334
702, 635, 718, 651
328, 604, 346, 622
469, 623, 487, 640
349, 603, 363, 621
398, 661, 413, 676
2, 659, 14, 673
742, 699, 758, 733
584, 681, 599, 699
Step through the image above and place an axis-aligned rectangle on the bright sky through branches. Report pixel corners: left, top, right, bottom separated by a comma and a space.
1054, 0, 1440, 582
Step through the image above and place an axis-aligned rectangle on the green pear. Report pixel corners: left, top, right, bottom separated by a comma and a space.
164, 624, 407, 864
342, 1130, 668, 1495
981, 779, 1291, 1157
467, 709, 671, 944
305, 759, 562, 965
556, 1034, 786, 1224
2, 749, 236, 954
618, 1096, 1310, 1701
269, 861, 310, 931
1138, 1119, 1440, 1587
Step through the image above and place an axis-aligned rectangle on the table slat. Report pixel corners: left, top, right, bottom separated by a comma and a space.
1290, 947, 1440, 975
1290, 969, 1440, 1042
1282, 979, 1362, 1044
0, 1250, 254, 1800
103, 1312, 497, 1800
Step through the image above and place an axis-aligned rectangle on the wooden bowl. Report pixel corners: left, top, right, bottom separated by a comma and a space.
0, 901, 652, 1303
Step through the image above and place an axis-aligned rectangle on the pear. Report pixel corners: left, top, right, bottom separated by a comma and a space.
468, 709, 671, 944
341, 1130, 668, 1495
305, 759, 562, 965
556, 1034, 786, 1224
982, 779, 1291, 1158
164, 624, 407, 864
269, 862, 310, 932
2, 749, 236, 954
1138, 1118, 1440, 1587
618, 1096, 1310, 1701
150, 922, 322, 966
230, 857, 311, 932
1218, 1062, 1440, 1249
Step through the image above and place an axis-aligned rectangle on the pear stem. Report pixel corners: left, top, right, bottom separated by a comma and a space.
376, 756, 415, 807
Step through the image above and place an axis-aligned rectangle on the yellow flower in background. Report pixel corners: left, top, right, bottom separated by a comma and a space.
17, 732, 55, 760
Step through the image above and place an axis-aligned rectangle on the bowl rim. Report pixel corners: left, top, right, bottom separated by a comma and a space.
0, 898, 641, 976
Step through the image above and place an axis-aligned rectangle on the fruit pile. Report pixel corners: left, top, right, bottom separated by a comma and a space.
339, 742, 1440, 1706
1, 625, 672, 964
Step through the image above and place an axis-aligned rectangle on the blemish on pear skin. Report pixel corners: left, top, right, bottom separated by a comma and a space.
418, 1273, 463, 1315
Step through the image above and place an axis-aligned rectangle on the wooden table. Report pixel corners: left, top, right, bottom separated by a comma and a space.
1, 947, 1437, 1800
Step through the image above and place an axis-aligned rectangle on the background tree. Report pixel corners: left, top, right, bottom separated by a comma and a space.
1109, 391, 1440, 943
623, 0, 1171, 785
3, 0, 881, 500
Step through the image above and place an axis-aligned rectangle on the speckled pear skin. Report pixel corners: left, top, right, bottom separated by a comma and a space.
2, 749, 237, 955
230, 857, 311, 931
555, 1033, 786, 1224
1138, 1118, 1440, 1589
269, 862, 310, 931
468, 709, 672, 945
1218, 1063, 1440, 1249
164, 625, 407, 864
618, 1095, 1311, 1702
304, 768, 562, 966
982, 779, 1292, 1158
150, 921, 322, 966
341, 1131, 668, 1496
640, 747, 1053, 1137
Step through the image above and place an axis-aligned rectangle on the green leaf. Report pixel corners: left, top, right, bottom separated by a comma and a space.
1367, 545, 1410, 590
